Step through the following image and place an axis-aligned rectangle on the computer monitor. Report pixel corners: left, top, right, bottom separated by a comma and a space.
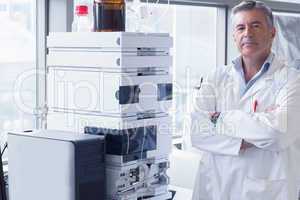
0, 148, 7, 200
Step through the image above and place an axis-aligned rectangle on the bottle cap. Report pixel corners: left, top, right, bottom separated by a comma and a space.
75, 5, 88, 15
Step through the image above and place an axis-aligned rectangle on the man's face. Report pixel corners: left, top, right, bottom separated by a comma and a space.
233, 9, 276, 58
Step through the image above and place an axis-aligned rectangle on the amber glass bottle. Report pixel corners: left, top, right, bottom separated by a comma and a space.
93, 0, 125, 32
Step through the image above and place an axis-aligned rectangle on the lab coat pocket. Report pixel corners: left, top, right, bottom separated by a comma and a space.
242, 176, 286, 200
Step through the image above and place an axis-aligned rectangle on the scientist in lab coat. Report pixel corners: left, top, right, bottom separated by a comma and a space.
190, 1, 300, 200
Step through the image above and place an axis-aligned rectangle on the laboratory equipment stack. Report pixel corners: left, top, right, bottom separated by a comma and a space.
46, 32, 173, 200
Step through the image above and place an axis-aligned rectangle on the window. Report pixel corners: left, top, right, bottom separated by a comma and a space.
273, 11, 300, 64
0, 0, 36, 157
128, 3, 223, 137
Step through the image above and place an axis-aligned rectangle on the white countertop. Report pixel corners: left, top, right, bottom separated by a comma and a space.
169, 185, 193, 200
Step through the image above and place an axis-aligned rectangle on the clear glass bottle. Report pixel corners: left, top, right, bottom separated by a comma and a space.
93, 0, 126, 32
72, 5, 92, 32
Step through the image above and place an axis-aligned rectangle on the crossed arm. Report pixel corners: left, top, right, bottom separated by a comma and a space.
190, 70, 300, 155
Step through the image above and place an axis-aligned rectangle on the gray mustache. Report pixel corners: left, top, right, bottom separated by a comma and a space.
241, 36, 256, 43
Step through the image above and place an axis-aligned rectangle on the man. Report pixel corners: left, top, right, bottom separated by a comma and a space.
190, 1, 300, 200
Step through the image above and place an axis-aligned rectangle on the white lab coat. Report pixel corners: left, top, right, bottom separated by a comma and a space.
190, 55, 300, 200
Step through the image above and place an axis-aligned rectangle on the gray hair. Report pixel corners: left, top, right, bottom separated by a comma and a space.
231, 0, 274, 28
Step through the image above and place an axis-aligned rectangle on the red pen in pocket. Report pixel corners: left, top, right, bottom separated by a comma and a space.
253, 100, 258, 112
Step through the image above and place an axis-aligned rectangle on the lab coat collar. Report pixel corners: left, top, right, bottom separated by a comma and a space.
235, 53, 284, 103
231, 52, 274, 74
264, 54, 285, 77
231, 53, 273, 96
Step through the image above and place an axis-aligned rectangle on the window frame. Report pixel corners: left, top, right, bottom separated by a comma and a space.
35, 0, 48, 129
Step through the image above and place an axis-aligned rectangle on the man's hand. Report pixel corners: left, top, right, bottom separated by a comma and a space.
265, 104, 280, 113
240, 139, 254, 151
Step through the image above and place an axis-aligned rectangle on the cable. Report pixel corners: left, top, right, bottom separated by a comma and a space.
1, 143, 7, 157
138, 127, 147, 200
140, 127, 146, 160
126, 130, 130, 155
